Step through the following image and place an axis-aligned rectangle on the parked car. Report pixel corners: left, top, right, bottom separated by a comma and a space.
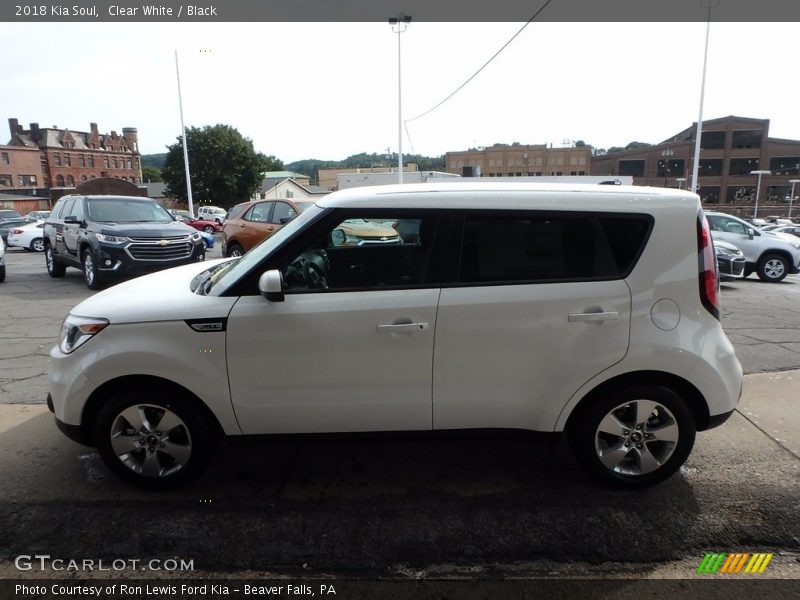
0, 209, 23, 221
199, 230, 215, 249
0, 218, 35, 244
770, 225, 800, 238
27, 210, 51, 220
197, 206, 228, 224
174, 214, 222, 234
43, 195, 205, 290
0, 235, 5, 282
48, 183, 742, 490
706, 211, 800, 282
714, 239, 745, 281
221, 198, 312, 257
7, 220, 46, 252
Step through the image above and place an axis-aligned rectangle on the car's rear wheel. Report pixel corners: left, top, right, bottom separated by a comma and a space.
757, 253, 788, 283
82, 248, 103, 290
227, 243, 244, 258
93, 388, 219, 489
567, 385, 696, 488
31, 238, 45, 252
45, 243, 66, 278
203, 225, 215, 234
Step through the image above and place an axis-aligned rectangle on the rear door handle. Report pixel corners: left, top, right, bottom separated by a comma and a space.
568, 311, 619, 322
376, 322, 430, 333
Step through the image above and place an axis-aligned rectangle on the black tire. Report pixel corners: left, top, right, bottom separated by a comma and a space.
31, 237, 45, 252
756, 253, 789, 283
92, 387, 219, 490
82, 247, 104, 290
227, 243, 245, 258
0, 264, 5, 283
45, 243, 66, 278
567, 385, 696, 488
203, 225, 215, 234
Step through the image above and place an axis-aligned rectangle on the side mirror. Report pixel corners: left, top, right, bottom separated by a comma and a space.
279, 216, 295, 225
747, 228, 755, 239
258, 269, 285, 302
330, 228, 346, 247
64, 215, 79, 224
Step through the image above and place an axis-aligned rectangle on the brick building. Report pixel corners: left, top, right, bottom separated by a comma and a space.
6, 118, 144, 192
445, 144, 592, 178
591, 116, 800, 217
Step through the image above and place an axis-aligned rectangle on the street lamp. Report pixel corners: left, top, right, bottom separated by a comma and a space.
750, 170, 771, 220
175, 50, 195, 218
789, 179, 800, 218
676, 177, 686, 190
389, 13, 411, 184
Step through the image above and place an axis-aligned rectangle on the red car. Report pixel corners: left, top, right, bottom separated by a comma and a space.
174, 214, 221, 234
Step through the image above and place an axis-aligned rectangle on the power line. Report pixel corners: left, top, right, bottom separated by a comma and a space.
405, 0, 554, 124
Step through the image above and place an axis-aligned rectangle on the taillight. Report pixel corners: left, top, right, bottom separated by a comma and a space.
697, 212, 720, 320
11, 229, 23, 234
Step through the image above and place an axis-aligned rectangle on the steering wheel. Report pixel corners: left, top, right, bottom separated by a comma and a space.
304, 260, 329, 289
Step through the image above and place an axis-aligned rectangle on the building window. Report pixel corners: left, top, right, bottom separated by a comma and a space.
570, 171, 577, 176
726, 186, 754, 204
699, 186, 720, 204
698, 159, 723, 177
90, 175, 96, 180
732, 130, 762, 149
79, 155, 86, 167
619, 160, 646, 177
18, 175, 38, 186
700, 131, 726, 149
0, 174, 12, 186
103, 157, 110, 168
88, 155, 95, 167
80, 175, 87, 182
729, 158, 760, 176
54, 154, 61, 167
770, 156, 800, 176
657, 159, 685, 178
515, 172, 522, 177
56, 175, 65, 186
127, 159, 132, 169
64, 154, 71, 167
66, 175, 74, 186
0, 152, 9, 165
579, 171, 586, 175
113, 157, 118, 169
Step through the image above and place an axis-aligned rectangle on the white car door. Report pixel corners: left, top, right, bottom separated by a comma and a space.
433, 212, 635, 432
706, 214, 761, 262
226, 212, 443, 435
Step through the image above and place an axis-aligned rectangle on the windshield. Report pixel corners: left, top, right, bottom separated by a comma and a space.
209, 204, 326, 296
87, 198, 174, 223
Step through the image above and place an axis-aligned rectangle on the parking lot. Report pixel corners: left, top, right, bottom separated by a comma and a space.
0, 246, 798, 579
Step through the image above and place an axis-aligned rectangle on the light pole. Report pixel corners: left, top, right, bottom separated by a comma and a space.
750, 169, 771, 220
789, 179, 800, 218
676, 177, 687, 190
389, 13, 411, 184
690, 0, 718, 193
175, 49, 195, 218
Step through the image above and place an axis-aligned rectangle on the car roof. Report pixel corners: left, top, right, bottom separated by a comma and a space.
316, 182, 699, 211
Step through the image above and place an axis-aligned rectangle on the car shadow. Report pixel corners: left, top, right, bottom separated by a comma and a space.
0, 410, 702, 574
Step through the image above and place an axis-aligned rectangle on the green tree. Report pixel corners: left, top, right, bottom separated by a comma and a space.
162, 124, 283, 209
141, 165, 162, 183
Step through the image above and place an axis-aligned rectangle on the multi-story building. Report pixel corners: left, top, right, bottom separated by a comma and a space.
591, 116, 800, 217
445, 144, 592, 178
6, 118, 143, 193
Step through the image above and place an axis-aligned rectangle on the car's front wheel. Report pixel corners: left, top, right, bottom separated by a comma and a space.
757, 253, 789, 283
227, 243, 244, 258
31, 238, 45, 252
93, 388, 219, 489
82, 248, 103, 290
568, 385, 696, 488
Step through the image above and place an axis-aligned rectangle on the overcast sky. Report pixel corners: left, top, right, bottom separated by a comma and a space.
3, 22, 798, 163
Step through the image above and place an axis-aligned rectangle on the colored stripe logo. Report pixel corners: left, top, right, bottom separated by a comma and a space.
697, 552, 773, 574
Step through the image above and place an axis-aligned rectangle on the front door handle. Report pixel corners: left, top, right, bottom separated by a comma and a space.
568, 311, 619, 323
376, 322, 430, 333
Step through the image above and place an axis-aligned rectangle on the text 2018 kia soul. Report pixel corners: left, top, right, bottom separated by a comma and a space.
48, 183, 742, 489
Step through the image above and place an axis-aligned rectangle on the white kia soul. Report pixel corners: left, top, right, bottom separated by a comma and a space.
48, 183, 742, 489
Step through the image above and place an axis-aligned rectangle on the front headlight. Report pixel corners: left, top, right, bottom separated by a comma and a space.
95, 233, 130, 244
59, 315, 109, 354
190, 232, 202, 243
716, 247, 734, 257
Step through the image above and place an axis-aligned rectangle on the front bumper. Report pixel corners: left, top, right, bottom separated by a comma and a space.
717, 255, 745, 280
48, 393, 92, 446
95, 241, 205, 277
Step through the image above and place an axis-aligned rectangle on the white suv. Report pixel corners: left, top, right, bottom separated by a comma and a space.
706, 211, 800, 282
197, 205, 227, 224
48, 183, 742, 489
